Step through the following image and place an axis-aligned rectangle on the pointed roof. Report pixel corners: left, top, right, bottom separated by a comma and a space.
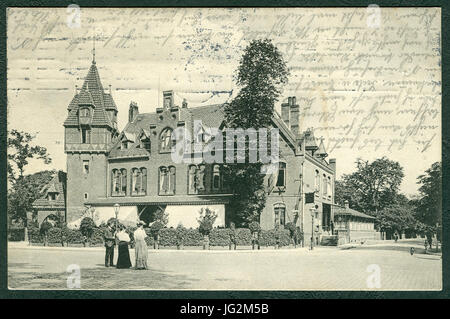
32, 171, 66, 209
304, 128, 319, 151
316, 138, 328, 158
64, 59, 117, 128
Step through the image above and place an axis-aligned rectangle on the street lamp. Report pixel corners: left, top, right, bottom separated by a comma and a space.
113, 203, 120, 232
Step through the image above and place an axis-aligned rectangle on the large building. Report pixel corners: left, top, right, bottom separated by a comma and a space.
62, 56, 337, 247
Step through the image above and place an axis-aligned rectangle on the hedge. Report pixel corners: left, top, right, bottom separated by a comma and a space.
8, 228, 25, 241
21, 225, 294, 248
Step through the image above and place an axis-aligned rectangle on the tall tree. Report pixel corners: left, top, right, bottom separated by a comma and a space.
415, 162, 441, 227
7, 130, 52, 230
335, 157, 404, 215
222, 39, 289, 226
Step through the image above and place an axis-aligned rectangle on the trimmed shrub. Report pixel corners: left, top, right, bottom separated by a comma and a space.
159, 228, 178, 247
8, 228, 25, 241
197, 208, 218, 236
176, 224, 187, 248
209, 228, 231, 246
28, 225, 41, 243
47, 227, 62, 243
259, 229, 291, 247
90, 227, 105, 246
248, 221, 261, 234
80, 217, 96, 239
235, 228, 252, 245
183, 228, 203, 246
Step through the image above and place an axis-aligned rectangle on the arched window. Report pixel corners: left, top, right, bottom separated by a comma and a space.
159, 166, 175, 195
315, 170, 320, 194
212, 164, 221, 191
327, 176, 332, 198
323, 174, 327, 195
80, 107, 90, 117
112, 169, 123, 196
131, 167, 147, 196
275, 162, 287, 188
274, 203, 286, 227
121, 169, 127, 195
188, 165, 198, 194
159, 128, 174, 152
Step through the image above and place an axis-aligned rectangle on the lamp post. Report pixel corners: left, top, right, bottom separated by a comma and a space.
113, 203, 120, 233
310, 208, 315, 250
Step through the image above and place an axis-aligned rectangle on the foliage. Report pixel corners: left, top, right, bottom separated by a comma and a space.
39, 220, 53, 235
335, 157, 404, 214
235, 228, 252, 245
259, 229, 291, 247
415, 162, 442, 227
377, 204, 420, 235
209, 228, 231, 246
248, 221, 261, 234
222, 39, 289, 226
197, 208, 218, 236
79, 217, 96, 238
7, 170, 56, 227
149, 221, 165, 238
284, 222, 296, 238
7, 129, 52, 182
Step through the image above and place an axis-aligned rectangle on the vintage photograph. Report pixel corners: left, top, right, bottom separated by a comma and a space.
6, 6, 442, 290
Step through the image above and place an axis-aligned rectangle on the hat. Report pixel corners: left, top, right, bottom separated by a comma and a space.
137, 220, 146, 226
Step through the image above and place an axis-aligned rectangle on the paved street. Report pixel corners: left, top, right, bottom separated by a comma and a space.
8, 239, 441, 290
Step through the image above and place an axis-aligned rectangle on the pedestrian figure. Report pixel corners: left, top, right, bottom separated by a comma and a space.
116, 225, 132, 269
133, 221, 148, 270
103, 221, 116, 267
394, 232, 399, 243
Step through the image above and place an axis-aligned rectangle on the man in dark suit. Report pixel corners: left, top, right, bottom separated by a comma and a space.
104, 222, 116, 267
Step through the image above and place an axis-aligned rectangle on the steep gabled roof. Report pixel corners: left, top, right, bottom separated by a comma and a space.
333, 205, 376, 220
32, 171, 66, 209
64, 60, 116, 128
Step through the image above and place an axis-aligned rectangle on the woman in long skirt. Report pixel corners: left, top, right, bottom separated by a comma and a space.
133, 221, 148, 270
116, 226, 132, 269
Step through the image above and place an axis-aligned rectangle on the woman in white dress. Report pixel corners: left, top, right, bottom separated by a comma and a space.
133, 221, 148, 270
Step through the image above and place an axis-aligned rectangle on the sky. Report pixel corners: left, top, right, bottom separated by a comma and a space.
7, 7, 441, 196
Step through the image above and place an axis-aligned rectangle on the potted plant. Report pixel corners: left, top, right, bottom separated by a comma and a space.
40, 220, 53, 246
197, 208, 218, 250
149, 209, 169, 249
285, 222, 297, 247
176, 224, 186, 250
80, 217, 96, 247
228, 222, 237, 250
249, 221, 261, 250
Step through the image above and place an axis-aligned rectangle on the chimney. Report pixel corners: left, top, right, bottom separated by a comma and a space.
290, 96, 300, 136
128, 101, 139, 123
182, 98, 188, 108
329, 158, 336, 174
281, 100, 290, 127
344, 200, 349, 209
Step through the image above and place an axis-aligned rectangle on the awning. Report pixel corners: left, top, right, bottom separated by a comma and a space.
66, 206, 139, 229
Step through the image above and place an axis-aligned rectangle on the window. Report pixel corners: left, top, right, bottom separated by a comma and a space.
83, 160, 89, 174
160, 128, 174, 152
80, 108, 90, 117
327, 177, 332, 197
81, 128, 91, 144
188, 164, 206, 194
314, 170, 320, 194
121, 140, 128, 150
48, 193, 57, 201
131, 167, 147, 195
274, 204, 286, 227
159, 166, 175, 195
275, 162, 286, 188
323, 174, 327, 195
84, 193, 88, 200
212, 164, 222, 191
142, 138, 151, 152
111, 169, 127, 196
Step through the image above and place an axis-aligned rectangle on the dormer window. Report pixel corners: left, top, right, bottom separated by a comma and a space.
121, 140, 128, 150
141, 138, 151, 152
48, 193, 57, 201
80, 107, 90, 117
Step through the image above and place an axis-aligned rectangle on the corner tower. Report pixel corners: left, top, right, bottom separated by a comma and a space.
63, 57, 119, 223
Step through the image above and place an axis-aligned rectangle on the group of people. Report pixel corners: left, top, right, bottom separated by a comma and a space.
104, 220, 149, 270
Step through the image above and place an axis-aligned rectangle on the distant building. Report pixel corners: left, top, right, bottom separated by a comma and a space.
32, 171, 67, 226
63, 56, 337, 247
333, 201, 378, 244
